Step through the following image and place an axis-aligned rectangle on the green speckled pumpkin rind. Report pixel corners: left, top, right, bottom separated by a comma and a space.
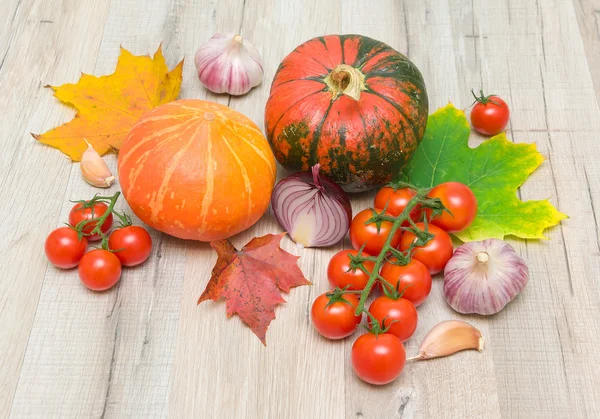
264, 34, 428, 192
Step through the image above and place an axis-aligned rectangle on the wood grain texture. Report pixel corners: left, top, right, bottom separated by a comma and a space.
1, 0, 599, 418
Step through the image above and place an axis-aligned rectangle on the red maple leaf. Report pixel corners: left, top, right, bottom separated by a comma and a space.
198, 233, 311, 345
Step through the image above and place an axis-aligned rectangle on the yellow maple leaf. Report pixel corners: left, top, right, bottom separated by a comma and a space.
33, 46, 183, 161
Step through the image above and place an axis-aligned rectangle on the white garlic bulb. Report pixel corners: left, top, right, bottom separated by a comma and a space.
194, 33, 263, 96
444, 239, 529, 315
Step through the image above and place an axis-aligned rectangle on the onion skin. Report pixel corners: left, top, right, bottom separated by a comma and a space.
443, 239, 529, 315
271, 165, 352, 248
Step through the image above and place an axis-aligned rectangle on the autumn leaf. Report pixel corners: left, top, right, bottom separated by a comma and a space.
33, 45, 183, 161
198, 233, 311, 345
403, 103, 567, 241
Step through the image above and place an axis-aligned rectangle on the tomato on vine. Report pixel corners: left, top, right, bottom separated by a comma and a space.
69, 201, 113, 241
351, 317, 406, 385
368, 296, 418, 342
78, 249, 122, 291
327, 249, 374, 291
109, 226, 152, 267
470, 90, 510, 136
374, 187, 423, 224
45, 227, 88, 269
349, 208, 401, 256
399, 223, 453, 274
427, 182, 477, 233
311, 290, 362, 340
380, 259, 432, 306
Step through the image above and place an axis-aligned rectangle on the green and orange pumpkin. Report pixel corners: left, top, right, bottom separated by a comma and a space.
118, 99, 276, 241
265, 34, 428, 192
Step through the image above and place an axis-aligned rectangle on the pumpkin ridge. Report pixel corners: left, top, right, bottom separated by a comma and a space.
308, 99, 335, 168
198, 124, 214, 230
149, 119, 207, 223
267, 89, 327, 140
126, 119, 204, 190
365, 88, 421, 146
216, 120, 276, 179
217, 129, 254, 225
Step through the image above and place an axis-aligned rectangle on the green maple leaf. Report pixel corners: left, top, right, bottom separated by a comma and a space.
403, 103, 567, 241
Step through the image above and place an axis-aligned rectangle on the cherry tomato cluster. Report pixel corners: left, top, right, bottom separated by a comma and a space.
44, 192, 152, 291
311, 181, 477, 385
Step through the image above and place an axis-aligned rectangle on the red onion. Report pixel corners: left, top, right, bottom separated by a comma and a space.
271, 164, 352, 248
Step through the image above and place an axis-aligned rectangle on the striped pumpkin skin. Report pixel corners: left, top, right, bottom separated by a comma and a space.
118, 99, 276, 241
265, 34, 428, 192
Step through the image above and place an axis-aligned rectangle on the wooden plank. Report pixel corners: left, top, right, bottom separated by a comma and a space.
9, 1, 194, 417
448, 0, 600, 417
0, 1, 111, 417
573, 0, 600, 103
166, 1, 347, 418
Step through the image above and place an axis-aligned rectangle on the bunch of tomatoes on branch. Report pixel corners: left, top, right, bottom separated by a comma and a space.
44, 192, 153, 291
311, 181, 477, 385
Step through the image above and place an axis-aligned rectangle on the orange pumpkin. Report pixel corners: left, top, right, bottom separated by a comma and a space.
118, 99, 276, 241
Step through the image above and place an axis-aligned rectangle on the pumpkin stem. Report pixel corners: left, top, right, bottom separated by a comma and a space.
325, 64, 366, 101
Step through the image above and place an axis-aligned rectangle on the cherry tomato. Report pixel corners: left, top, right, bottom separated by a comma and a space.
349, 208, 401, 256
44, 227, 88, 269
68, 202, 113, 241
426, 182, 477, 233
351, 332, 406, 385
311, 292, 362, 339
470, 91, 510, 136
108, 226, 152, 267
327, 249, 374, 291
368, 297, 417, 342
380, 259, 432, 306
78, 249, 122, 291
374, 187, 423, 225
399, 223, 453, 274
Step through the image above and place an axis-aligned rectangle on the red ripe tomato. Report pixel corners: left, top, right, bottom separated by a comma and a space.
351, 332, 406, 385
108, 226, 152, 267
374, 187, 423, 224
45, 227, 88, 269
470, 91, 510, 136
427, 182, 477, 233
327, 249, 374, 291
311, 292, 362, 339
368, 297, 418, 342
69, 202, 113, 241
78, 249, 122, 291
399, 223, 453, 274
380, 259, 432, 306
349, 208, 401, 256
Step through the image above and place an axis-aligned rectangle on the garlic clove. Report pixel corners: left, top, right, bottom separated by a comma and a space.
80, 140, 115, 188
444, 239, 529, 315
194, 33, 263, 96
408, 320, 484, 361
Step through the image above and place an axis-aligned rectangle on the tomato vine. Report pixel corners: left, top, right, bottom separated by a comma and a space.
351, 181, 448, 315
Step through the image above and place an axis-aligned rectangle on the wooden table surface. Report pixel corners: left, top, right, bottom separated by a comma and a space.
2, 0, 600, 418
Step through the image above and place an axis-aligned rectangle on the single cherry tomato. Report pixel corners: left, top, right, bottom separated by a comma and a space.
380, 259, 432, 306
470, 90, 510, 136
327, 249, 375, 291
108, 226, 152, 267
374, 187, 423, 225
78, 249, 122, 291
68, 201, 113, 241
351, 332, 406, 385
44, 227, 88, 269
427, 182, 478, 233
349, 208, 401, 256
311, 292, 362, 340
368, 296, 418, 342
399, 223, 453, 274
